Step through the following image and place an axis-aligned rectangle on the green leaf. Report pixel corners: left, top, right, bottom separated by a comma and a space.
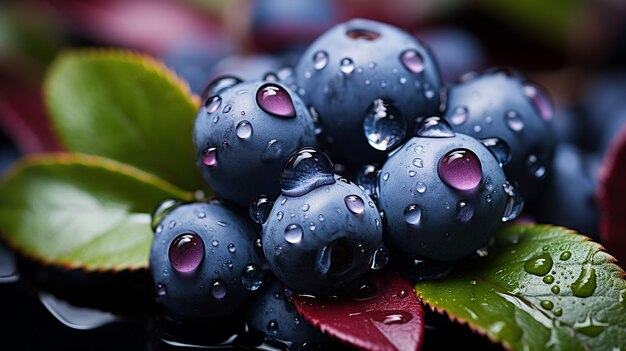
416, 225, 626, 351
0, 153, 192, 271
44, 50, 205, 192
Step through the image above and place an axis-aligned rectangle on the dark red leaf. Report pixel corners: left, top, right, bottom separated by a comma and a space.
599, 124, 626, 264
292, 273, 424, 351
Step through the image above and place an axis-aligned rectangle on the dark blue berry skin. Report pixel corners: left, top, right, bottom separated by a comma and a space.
262, 176, 382, 294
529, 144, 600, 240
247, 278, 334, 350
194, 80, 316, 208
149, 202, 264, 322
378, 133, 509, 262
295, 18, 443, 166
442, 70, 556, 199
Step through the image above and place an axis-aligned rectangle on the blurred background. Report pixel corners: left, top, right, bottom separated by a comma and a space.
1, 0, 626, 349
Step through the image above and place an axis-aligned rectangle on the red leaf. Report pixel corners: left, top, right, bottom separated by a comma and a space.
292, 273, 424, 351
599, 124, 626, 264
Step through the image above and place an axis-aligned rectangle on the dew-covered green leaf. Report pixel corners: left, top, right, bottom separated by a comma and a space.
0, 153, 192, 271
416, 225, 626, 351
44, 50, 205, 192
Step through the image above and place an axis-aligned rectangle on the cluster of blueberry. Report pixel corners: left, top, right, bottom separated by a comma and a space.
149, 18, 554, 348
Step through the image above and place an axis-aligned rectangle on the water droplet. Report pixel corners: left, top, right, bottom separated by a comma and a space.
313, 51, 328, 70
404, 205, 422, 225
416, 182, 427, 193
211, 239, 218, 247
505, 110, 524, 132
383, 172, 390, 181
168, 220, 176, 229
438, 149, 483, 191
340, 58, 355, 74
228, 243, 236, 253
315, 238, 357, 277
284, 224, 303, 244
204, 96, 222, 114
235, 120, 253, 139
481, 138, 512, 166
412, 158, 424, 168
399, 76, 407, 84
256, 84, 295, 118
169, 233, 205, 273
523, 253, 553, 276
344, 195, 365, 215
551, 285, 560, 294
150, 199, 182, 231
571, 267, 597, 297
416, 116, 455, 138
543, 275, 555, 284
249, 195, 274, 224
363, 98, 406, 151
554, 308, 563, 316
540, 300, 554, 310
267, 320, 279, 335
560, 251, 571, 261
241, 264, 265, 291
367, 310, 413, 325
486, 195, 492, 203
450, 106, 469, 125
502, 182, 524, 222
370, 243, 388, 270
456, 201, 474, 222
156, 283, 167, 296
201, 147, 217, 167
202, 76, 242, 99
346, 28, 380, 40
527, 154, 547, 179
280, 147, 335, 196
408, 170, 416, 177
155, 224, 163, 234
277, 211, 284, 221
400, 50, 425, 73
223, 104, 232, 113
368, 62, 377, 69
217, 221, 227, 227
523, 83, 553, 121
211, 280, 227, 299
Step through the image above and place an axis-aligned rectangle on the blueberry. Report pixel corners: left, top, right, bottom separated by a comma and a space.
247, 277, 334, 350
442, 70, 556, 199
194, 80, 316, 208
378, 117, 515, 262
529, 144, 600, 240
295, 18, 443, 166
262, 148, 383, 294
207, 55, 284, 83
149, 201, 265, 321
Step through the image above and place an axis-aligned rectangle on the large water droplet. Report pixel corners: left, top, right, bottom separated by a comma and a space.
211, 280, 227, 299
235, 120, 253, 139
169, 233, 205, 273
151, 199, 182, 231
523, 253, 553, 276
404, 204, 422, 225
456, 201, 474, 222
438, 149, 483, 191
540, 300, 554, 310
256, 84, 295, 118
284, 224, 304, 244
370, 243, 388, 270
505, 110, 524, 132
571, 267, 597, 297
340, 58, 355, 74
201, 147, 217, 167
400, 50, 425, 73
241, 264, 265, 291
202, 76, 242, 100
346, 28, 380, 40
415, 116, 455, 138
204, 96, 222, 114
523, 83, 553, 121
449, 106, 469, 125
481, 138, 512, 166
249, 194, 274, 224
344, 195, 365, 215
313, 51, 329, 70
363, 98, 407, 151
315, 238, 357, 277
502, 183, 524, 222
280, 147, 335, 196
